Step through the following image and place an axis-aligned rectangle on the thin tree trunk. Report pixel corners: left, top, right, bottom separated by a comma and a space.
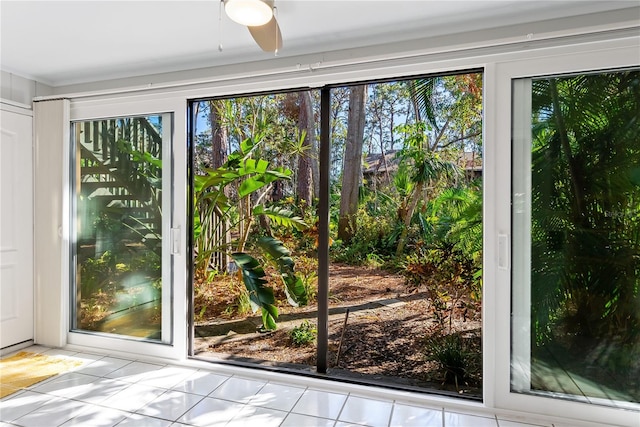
396, 181, 424, 256
297, 92, 313, 205
307, 92, 320, 199
338, 85, 367, 243
311, 136, 320, 200
208, 100, 228, 169
550, 80, 584, 217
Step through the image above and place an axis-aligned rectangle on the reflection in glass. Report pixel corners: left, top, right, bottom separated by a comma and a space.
73, 115, 165, 340
512, 69, 640, 405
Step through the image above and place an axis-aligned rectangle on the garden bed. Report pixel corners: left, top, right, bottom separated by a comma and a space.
194, 263, 482, 397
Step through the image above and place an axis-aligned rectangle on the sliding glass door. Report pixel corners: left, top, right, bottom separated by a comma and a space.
71, 114, 173, 343
511, 68, 640, 408
188, 71, 484, 398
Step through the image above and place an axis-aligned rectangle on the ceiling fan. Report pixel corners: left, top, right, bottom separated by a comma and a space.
223, 0, 283, 52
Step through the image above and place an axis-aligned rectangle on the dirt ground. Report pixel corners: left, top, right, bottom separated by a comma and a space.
194, 263, 482, 397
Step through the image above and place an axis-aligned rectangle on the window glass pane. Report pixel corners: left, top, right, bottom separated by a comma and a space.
512, 69, 640, 406
72, 115, 167, 341
328, 76, 483, 397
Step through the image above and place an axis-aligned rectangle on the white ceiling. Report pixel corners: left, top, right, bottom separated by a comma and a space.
1, 0, 637, 86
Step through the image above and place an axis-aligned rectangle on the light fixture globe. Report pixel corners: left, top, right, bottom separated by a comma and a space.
224, 0, 273, 27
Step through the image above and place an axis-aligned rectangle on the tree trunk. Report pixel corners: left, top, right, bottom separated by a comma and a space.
297, 92, 314, 205
396, 181, 424, 257
338, 85, 367, 243
208, 100, 228, 169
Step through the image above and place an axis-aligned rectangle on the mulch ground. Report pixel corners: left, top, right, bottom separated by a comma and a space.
194, 263, 482, 397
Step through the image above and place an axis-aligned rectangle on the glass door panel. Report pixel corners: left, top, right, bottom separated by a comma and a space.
512, 69, 640, 406
327, 74, 483, 396
190, 93, 320, 369
72, 114, 171, 342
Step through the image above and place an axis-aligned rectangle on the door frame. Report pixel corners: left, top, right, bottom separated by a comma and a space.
487, 41, 640, 425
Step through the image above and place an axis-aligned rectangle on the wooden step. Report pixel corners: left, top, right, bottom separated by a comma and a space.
91, 194, 137, 201
81, 166, 116, 175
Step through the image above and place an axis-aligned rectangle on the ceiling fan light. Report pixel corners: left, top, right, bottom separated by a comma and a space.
225, 0, 273, 27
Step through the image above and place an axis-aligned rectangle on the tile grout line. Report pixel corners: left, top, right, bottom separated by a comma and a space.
2, 389, 51, 424
134, 385, 205, 424
387, 400, 397, 427
25, 365, 204, 425
341, 391, 354, 424
277, 382, 308, 425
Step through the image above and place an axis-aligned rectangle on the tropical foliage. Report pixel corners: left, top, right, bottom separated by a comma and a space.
192, 74, 483, 373
194, 129, 310, 330
529, 70, 640, 379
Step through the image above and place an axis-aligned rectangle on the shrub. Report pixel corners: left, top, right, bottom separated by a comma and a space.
332, 207, 397, 265
289, 320, 317, 346
425, 333, 470, 388
401, 247, 481, 331
295, 255, 319, 303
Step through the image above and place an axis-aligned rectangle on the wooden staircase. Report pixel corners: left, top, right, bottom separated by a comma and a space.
76, 117, 163, 253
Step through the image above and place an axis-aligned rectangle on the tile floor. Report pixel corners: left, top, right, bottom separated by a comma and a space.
0, 346, 563, 427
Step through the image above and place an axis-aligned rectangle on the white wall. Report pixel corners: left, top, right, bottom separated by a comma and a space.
1, 71, 53, 106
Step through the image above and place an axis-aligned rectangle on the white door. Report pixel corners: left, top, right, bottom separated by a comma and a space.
0, 102, 34, 350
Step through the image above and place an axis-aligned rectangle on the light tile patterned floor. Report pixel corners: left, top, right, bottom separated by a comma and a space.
1, 347, 554, 427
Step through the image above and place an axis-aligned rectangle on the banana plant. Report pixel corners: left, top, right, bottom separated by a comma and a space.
231, 236, 308, 331
194, 135, 309, 330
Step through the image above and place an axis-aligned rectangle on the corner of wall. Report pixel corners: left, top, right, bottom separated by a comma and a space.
1, 70, 54, 106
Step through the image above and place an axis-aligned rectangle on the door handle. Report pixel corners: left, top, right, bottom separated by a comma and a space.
498, 233, 509, 270
171, 227, 181, 255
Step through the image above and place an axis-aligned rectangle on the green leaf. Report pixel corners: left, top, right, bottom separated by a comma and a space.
238, 177, 268, 198
261, 305, 278, 331
240, 138, 254, 155
253, 206, 308, 231
239, 158, 257, 175
256, 159, 269, 174
257, 236, 308, 307
231, 252, 278, 330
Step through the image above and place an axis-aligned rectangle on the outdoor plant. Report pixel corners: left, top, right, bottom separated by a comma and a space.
394, 122, 461, 256
289, 320, 317, 346
332, 200, 397, 265
424, 333, 470, 389
194, 135, 310, 330
402, 247, 480, 332
529, 71, 640, 348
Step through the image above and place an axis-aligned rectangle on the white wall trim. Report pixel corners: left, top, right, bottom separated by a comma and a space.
0, 98, 32, 113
